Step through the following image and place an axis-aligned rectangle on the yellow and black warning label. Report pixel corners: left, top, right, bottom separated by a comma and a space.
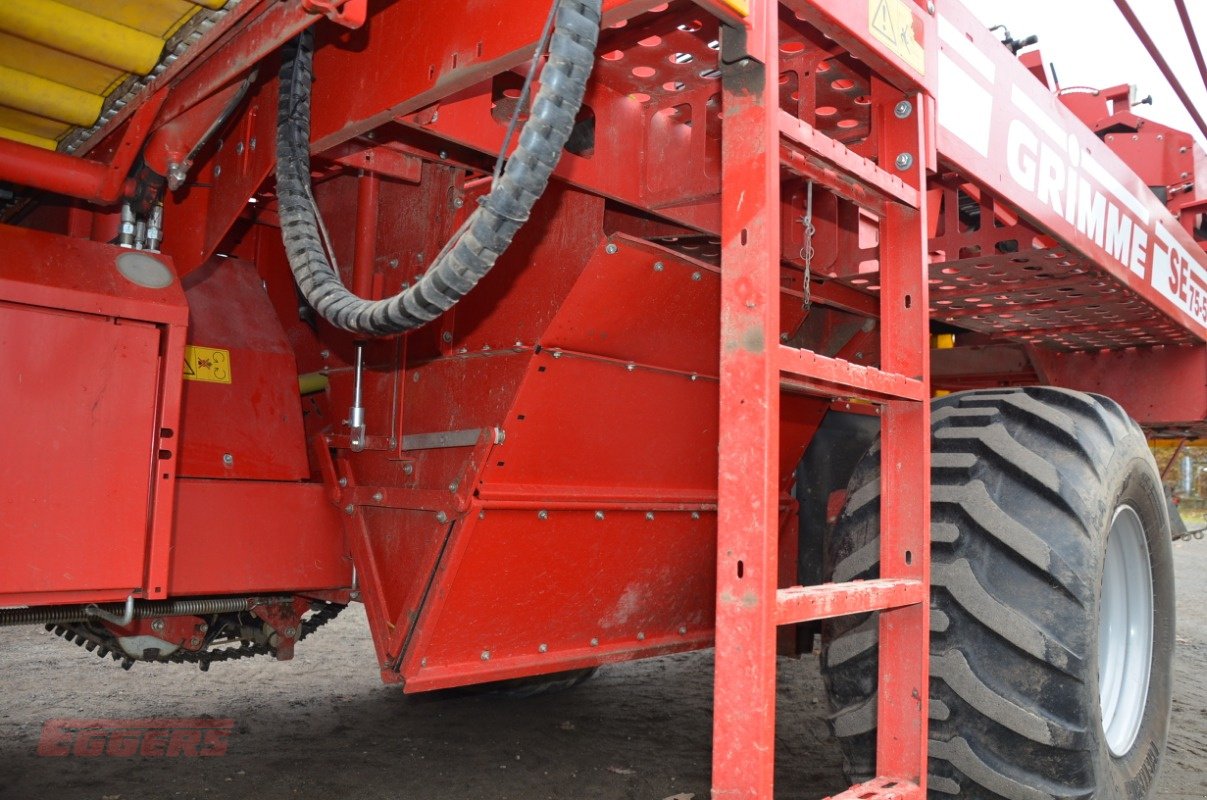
869, 0, 926, 75
183, 345, 231, 384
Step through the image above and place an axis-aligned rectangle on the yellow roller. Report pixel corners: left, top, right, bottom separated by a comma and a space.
0, 124, 55, 149
0, 65, 103, 127
931, 333, 956, 349
0, 105, 66, 141
187, 0, 228, 9
0, 0, 164, 75
56, 0, 215, 38
0, 32, 124, 96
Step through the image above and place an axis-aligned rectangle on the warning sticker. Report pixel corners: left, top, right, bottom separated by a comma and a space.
183, 345, 231, 384
869, 0, 926, 75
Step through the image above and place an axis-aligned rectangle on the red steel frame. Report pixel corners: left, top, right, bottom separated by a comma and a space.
2, 0, 1207, 798
713, 2, 931, 796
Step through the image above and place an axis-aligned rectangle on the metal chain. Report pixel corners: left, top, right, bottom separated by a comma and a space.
47, 601, 345, 672
799, 180, 815, 315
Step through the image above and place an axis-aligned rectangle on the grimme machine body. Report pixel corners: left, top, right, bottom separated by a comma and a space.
0, 0, 1204, 797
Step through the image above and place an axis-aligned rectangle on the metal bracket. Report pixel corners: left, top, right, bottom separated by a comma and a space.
301, 0, 367, 28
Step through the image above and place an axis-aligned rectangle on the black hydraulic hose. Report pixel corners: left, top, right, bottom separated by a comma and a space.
275, 0, 602, 335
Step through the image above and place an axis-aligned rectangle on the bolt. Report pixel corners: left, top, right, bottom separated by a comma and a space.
436, 511, 449, 523
388, 258, 400, 269
895, 152, 914, 171
285, 627, 297, 638
213, 164, 221, 177
678, 626, 688, 635
926, 0, 935, 13
552, 350, 563, 359
190, 637, 201, 647
448, 480, 459, 492
350, 591, 361, 601
413, 372, 421, 382
780, 333, 789, 342
403, 463, 415, 475
344, 504, 355, 515
222, 453, 234, 467
691, 271, 702, 281
626, 363, 636, 371
320, 350, 331, 359
235, 141, 244, 155
250, 137, 257, 150
442, 331, 453, 343
645, 511, 655, 521
739, 58, 750, 67
595, 510, 606, 520
338, 477, 348, 488
151, 618, 165, 632
372, 491, 384, 502
653, 261, 664, 271
538, 643, 548, 653
691, 512, 701, 520
452, 196, 465, 209
480, 650, 491, 661
538, 509, 549, 520
605, 243, 619, 254
1180, 146, 1189, 154
420, 657, 427, 667
439, 150, 448, 159
690, 373, 698, 381
636, 632, 645, 641
893, 100, 913, 119
590, 637, 599, 647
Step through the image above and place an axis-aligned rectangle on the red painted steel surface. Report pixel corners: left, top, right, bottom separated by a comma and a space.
314, 186, 826, 690
711, 4, 931, 795
0, 304, 161, 604
712, 6, 787, 795
0, 225, 187, 606
775, 578, 925, 624
177, 259, 309, 480
3, 0, 1207, 795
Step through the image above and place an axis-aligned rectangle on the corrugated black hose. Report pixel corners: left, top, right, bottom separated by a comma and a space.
275, 0, 602, 335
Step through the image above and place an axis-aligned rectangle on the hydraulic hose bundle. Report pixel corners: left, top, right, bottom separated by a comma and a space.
275, 0, 603, 335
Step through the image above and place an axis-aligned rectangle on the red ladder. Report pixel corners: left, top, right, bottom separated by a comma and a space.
712, 1, 932, 797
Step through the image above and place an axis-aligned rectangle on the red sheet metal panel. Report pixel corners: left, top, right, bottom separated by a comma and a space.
177, 258, 309, 480
399, 508, 717, 691
168, 479, 350, 595
0, 225, 187, 606
0, 303, 160, 604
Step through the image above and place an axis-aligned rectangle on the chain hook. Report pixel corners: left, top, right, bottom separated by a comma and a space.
799, 180, 815, 314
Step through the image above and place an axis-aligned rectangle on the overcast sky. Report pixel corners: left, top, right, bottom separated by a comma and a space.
960, 0, 1207, 150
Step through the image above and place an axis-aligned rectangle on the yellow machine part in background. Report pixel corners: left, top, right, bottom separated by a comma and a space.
0, 0, 227, 150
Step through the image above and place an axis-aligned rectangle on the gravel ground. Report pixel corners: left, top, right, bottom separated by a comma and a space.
1, 541, 1205, 800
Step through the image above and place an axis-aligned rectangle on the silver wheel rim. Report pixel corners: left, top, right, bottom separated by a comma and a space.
1098, 504, 1154, 757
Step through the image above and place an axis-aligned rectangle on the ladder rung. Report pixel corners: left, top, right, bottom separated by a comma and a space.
825, 777, 922, 800
779, 345, 926, 402
778, 110, 920, 211
776, 578, 924, 625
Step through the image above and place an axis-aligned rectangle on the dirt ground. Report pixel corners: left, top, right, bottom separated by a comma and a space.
2, 541, 1206, 800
